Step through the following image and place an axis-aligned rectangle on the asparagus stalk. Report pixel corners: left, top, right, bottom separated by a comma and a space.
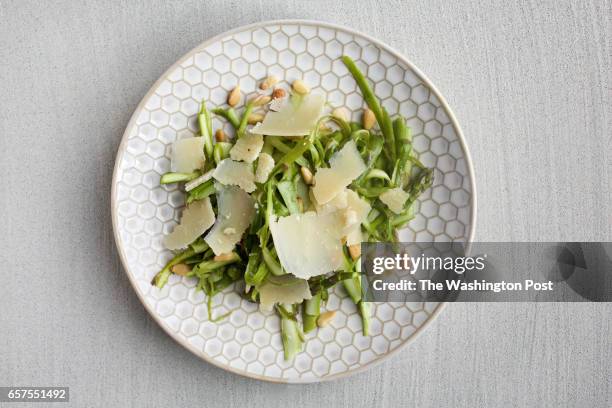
192, 252, 240, 277
276, 180, 300, 214
342, 56, 396, 161
160, 171, 200, 184
152, 249, 194, 288
308, 272, 355, 294
350, 121, 363, 132
244, 251, 265, 286
355, 255, 371, 335
359, 301, 371, 336
354, 136, 384, 186
270, 137, 312, 175
255, 180, 275, 248
342, 274, 371, 335
381, 107, 396, 162
391, 117, 412, 186
364, 168, 391, 182
261, 137, 274, 155
391, 209, 415, 228
302, 292, 322, 333
262, 247, 284, 276
186, 179, 215, 204
251, 261, 269, 286
387, 167, 433, 230
202, 278, 233, 322
236, 101, 254, 139
277, 304, 305, 360
190, 237, 209, 253
213, 142, 232, 165
405, 167, 434, 208
342, 272, 362, 304
340, 248, 371, 335
267, 137, 292, 153
211, 107, 240, 129
152, 238, 209, 288
198, 101, 214, 160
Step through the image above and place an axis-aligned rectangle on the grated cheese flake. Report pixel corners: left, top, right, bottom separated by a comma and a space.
344, 190, 370, 229
204, 184, 255, 255
311, 140, 367, 204
345, 226, 365, 246
312, 188, 348, 215
170, 137, 206, 173
254, 152, 275, 183
212, 158, 256, 193
250, 93, 325, 136
259, 275, 312, 312
230, 132, 264, 163
270, 211, 344, 279
164, 198, 215, 250
379, 187, 410, 214
343, 190, 370, 245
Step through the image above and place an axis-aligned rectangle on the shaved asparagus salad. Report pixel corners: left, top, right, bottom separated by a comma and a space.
153, 56, 433, 360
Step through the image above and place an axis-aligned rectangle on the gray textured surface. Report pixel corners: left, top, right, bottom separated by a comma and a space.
0, 0, 610, 407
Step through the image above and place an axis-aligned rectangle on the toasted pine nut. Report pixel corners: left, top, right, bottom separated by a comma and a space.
332, 107, 350, 122
362, 108, 376, 130
317, 311, 337, 327
300, 166, 314, 185
171, 263, 191, 276
247, 113, 265, 124
215, 129, 227, 142
250, 95, 272, 107
260, 75, 278, 90
348, 244, 361, 260
272, 88, 286, 99
227, 86, 241, 107
292, 79, 310, 95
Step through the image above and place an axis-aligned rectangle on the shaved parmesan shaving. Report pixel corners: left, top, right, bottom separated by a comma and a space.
312, 188, 348, 215
379, 187, 410, 214
344, 190, 370, 228
270, 211, 344, 279
259, 275, 312, 312
230, 133, 264, 163
310, 187, 370, 245
312, 140, 366, 204
343, 210, 358, 228
184, 169, 214, 192
212, 158, 256, 192
329, 189, 348, 209
346, 225, 364, 246
164, 198, 215, 250
342, 190, 370, 245
254, 152, 274, 183
204, 185, 255, 255
251, 93, 325, 136
170, 137, 206, 173
311, 188, 370, 244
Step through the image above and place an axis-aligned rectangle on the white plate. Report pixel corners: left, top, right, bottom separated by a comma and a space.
111, 20, 476, 383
